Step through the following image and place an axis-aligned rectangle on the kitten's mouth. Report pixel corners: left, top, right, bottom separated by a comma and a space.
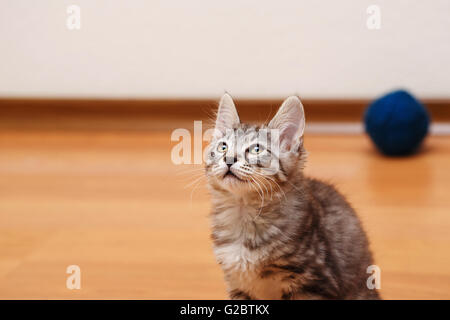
223, 170, 244, 182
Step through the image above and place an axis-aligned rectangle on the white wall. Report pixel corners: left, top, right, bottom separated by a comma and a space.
0, 0, 449, 99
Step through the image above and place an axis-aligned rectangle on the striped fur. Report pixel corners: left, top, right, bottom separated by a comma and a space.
205, 95, 380, 300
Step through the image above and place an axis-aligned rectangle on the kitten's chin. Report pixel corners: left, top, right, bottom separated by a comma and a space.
217, 172, 248, 190
222, 174, 244, 184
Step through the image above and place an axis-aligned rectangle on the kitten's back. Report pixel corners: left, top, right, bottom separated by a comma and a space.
304, 177, 379, 299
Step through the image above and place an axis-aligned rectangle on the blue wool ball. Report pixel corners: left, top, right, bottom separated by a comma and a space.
364, 90, 430, 156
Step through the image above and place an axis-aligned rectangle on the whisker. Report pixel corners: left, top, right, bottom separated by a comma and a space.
184, 174, 206, 188
253, 174, 270, 197
251, 170, 287, 202
175, 167, 205, 176
249, 176, 265, 220
189, 175, 206, 204
252, 172, 274, 200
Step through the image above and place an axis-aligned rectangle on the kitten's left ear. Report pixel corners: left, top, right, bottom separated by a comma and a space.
269, 96, 305, 151
214, 93, 240, 138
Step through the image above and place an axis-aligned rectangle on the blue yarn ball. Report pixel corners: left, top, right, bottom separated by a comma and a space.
364, 90, 430, 156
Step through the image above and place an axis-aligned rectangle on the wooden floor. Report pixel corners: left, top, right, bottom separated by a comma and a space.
0, 129, 449, 299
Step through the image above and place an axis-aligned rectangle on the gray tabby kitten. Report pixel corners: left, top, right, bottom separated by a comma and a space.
205, 94, 380, 300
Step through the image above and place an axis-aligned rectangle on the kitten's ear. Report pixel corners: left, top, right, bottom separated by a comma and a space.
214, 93, 240, 138
268, 96, 305, 151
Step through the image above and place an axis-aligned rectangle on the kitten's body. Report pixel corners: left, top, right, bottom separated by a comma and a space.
206, 95, 380, 300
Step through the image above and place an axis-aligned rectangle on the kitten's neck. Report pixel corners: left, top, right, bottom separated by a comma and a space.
209, 179, 308, 271
210, 178, 304, 226
211, 173, 303, 211
211, 188, 281, 216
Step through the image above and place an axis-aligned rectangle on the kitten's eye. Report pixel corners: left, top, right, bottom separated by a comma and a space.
217, 142, 228, 153
249, 144, 264, 155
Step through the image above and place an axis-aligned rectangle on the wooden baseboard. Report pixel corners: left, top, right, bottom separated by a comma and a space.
1, 97, 449, 131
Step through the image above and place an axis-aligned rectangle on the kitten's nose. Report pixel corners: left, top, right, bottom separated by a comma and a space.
226, 157, 237, 168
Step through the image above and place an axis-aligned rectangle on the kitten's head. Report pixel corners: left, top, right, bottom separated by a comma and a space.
205, 94, 306, 195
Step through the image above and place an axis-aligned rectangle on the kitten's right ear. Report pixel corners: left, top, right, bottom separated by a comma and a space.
214, 93, 240, 138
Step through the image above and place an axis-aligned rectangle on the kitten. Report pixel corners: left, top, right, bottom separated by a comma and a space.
205, 94, 380, 300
